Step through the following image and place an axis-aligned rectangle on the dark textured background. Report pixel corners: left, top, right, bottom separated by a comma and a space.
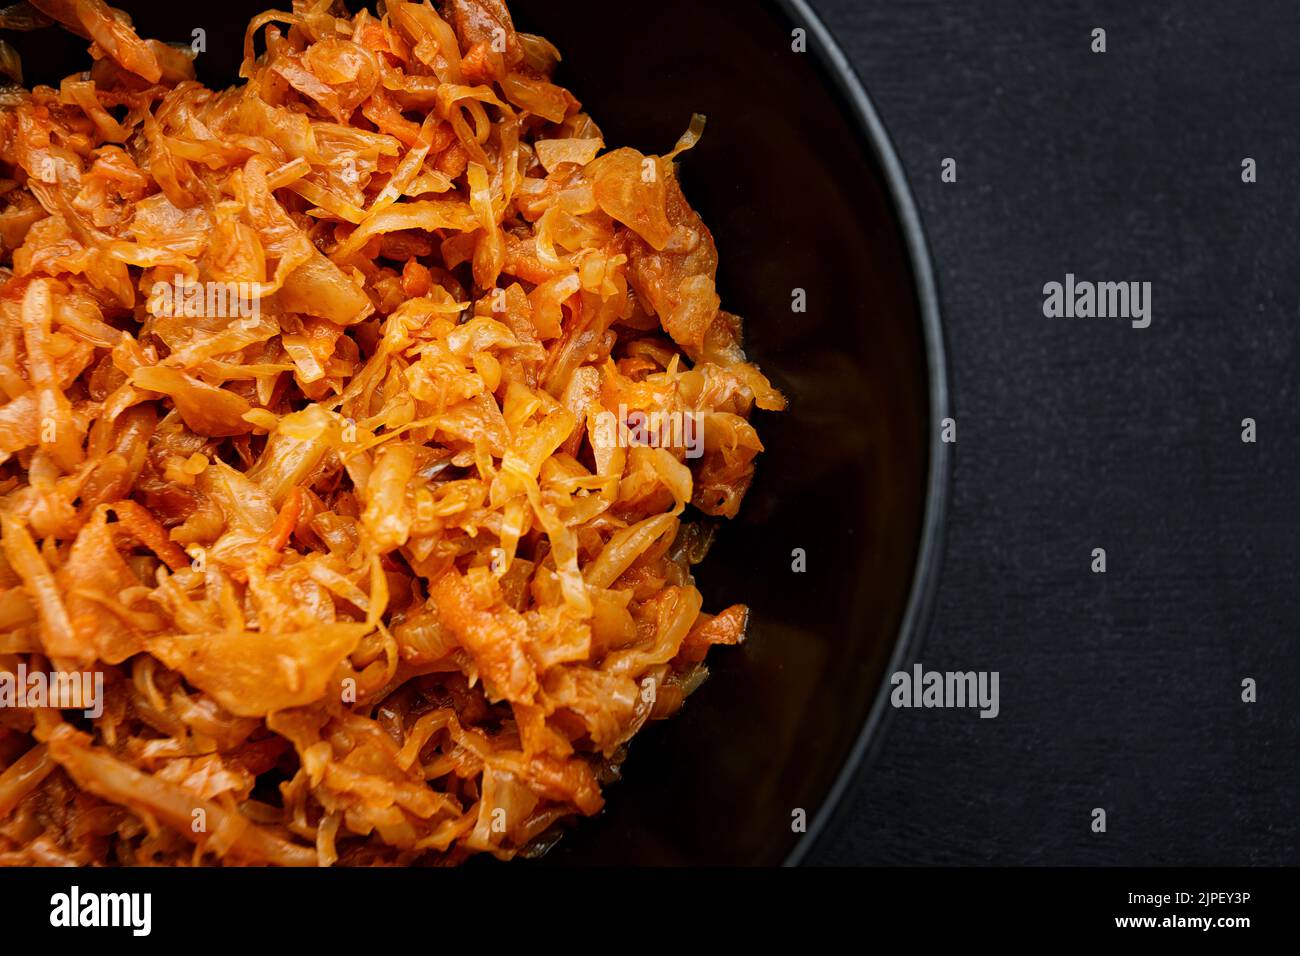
804, 0, 1299, 864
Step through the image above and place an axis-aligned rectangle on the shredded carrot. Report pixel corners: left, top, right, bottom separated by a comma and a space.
262, 486, 304, 554
107, 500, 191, 573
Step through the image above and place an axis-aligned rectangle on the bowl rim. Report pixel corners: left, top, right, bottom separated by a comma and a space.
772, 0, 953, 866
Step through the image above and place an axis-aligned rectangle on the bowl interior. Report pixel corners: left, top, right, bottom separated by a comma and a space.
509, 0, 934, 864
3, 0, 935, 865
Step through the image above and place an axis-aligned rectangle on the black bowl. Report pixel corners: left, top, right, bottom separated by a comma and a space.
4, 0, 950, 865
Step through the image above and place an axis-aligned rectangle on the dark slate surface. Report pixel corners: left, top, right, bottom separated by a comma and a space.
803, 0, 1300, 864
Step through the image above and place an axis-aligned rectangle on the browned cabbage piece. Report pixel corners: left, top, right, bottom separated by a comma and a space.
0, 0, 783, 866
